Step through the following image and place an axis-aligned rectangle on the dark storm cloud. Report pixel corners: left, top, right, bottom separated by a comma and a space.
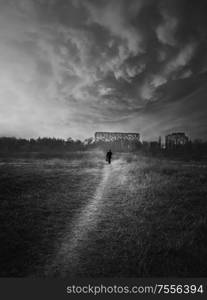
0, 0, 207, 139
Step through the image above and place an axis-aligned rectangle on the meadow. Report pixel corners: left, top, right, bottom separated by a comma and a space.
0, 151, 207, 277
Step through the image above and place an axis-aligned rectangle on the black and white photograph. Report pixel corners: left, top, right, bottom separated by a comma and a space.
0, 0, 207, 291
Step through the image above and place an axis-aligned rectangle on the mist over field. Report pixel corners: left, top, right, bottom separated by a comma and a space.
1, 151, 207, 277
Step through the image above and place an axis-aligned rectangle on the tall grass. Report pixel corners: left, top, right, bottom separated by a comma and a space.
0, 153, 207, 277
76, 155, 207, 277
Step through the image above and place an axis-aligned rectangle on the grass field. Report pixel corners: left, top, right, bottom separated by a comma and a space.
0, 151, 207, 277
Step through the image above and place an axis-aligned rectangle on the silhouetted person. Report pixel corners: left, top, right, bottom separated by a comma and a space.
106, 149, 112, 164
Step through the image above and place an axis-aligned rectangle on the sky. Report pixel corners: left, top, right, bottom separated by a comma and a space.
0, 0, 207, 141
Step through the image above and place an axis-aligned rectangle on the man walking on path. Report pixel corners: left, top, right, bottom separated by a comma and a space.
106, 149, 112, 164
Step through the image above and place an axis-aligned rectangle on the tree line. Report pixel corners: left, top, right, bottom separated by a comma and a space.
0, 136, 207, 160
0, 137, 84, 153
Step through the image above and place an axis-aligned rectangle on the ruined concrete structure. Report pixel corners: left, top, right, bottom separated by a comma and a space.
95, 132, 140, 143
165, 132, 189, 148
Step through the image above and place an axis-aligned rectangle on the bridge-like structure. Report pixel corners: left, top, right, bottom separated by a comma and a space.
95, 132, 140, 142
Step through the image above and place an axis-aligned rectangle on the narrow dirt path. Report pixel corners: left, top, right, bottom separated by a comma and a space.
46, 158, 134, 277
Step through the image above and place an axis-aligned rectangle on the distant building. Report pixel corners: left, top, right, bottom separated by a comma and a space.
95, 132, 140, 142
165, 132, 189, 148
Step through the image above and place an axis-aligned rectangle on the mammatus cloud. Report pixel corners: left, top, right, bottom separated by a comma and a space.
165, 43, 196, 76
0, 0, 207, 140
156, 11, 178, 46
85, 0, 144, 55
